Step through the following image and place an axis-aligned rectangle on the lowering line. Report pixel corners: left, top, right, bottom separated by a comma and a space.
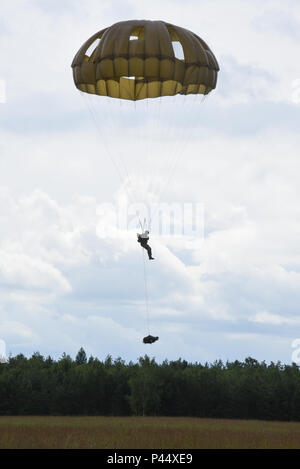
141, 245, 150, 335
139, 216, 151, 335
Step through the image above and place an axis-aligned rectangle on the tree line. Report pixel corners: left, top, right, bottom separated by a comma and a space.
0, 349, 300, 420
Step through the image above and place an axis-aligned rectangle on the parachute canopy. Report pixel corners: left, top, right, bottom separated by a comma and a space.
71, 19, 219, 101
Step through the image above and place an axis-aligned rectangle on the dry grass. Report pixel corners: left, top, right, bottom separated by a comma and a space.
0, 416, 300, 449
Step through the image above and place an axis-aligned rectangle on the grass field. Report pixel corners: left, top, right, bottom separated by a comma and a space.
0, 416, 300, 449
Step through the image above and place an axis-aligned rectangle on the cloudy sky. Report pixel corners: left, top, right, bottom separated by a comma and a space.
0, 0, 300, 364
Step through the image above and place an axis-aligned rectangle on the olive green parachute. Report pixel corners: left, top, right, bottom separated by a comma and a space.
71, 20, 219, 101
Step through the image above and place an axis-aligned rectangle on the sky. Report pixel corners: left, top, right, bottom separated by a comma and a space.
0, 0, 300, 364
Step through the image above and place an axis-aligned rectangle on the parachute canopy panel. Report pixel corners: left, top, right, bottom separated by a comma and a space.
71, 20, 219, 101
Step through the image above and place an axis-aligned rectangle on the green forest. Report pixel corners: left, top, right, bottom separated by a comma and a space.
1, 349, 300, 421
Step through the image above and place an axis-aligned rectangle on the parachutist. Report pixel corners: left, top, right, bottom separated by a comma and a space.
137, 231, 154, 260
143, 335, 159, 344
72, 20, 219, 344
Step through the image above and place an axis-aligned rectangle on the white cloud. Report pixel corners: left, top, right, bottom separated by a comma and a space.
0, 0, 300, 363
0, 250, 72, 293
251, 311, 300, 325
0, 320, 35, 340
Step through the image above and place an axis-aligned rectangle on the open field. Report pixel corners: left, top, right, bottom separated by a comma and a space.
0, 416, 300, 449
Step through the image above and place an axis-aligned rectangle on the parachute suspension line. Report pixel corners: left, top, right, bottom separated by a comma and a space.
117, 97, 147, 207
138, 97, 149, 205
134, 95, 161, 225
158, 95, 189, 195
108, 97, 136, 195
136, 93, 164, 215
82, 93, 134, 204
149, 93, 208, 226
168, 93, 207, 167
150, 94, 186, 202
169, 94, 206, 177
142, 96, 151, 207
115, 98, 134, 198
115, 97, 137, 202
151, 98, 167, 200
138, 95, 156, 212
143, 94, 167, 210
147, 93, 188, 223
141, 245, 150, 335
150, 94, 164, 203
81, 92, 138, 207
148, 92, 190, 210
80, 92, 125, 185
138, 217, 147, 232
143, 97, 151, 206
104, 95, 141, 206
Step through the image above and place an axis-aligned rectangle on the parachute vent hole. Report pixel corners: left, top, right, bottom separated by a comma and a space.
85, 38, 101, 58
172, 41, 185, 60
130, 26, 145, 40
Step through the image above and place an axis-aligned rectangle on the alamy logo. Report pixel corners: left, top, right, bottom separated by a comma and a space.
96, 201, 204, 247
